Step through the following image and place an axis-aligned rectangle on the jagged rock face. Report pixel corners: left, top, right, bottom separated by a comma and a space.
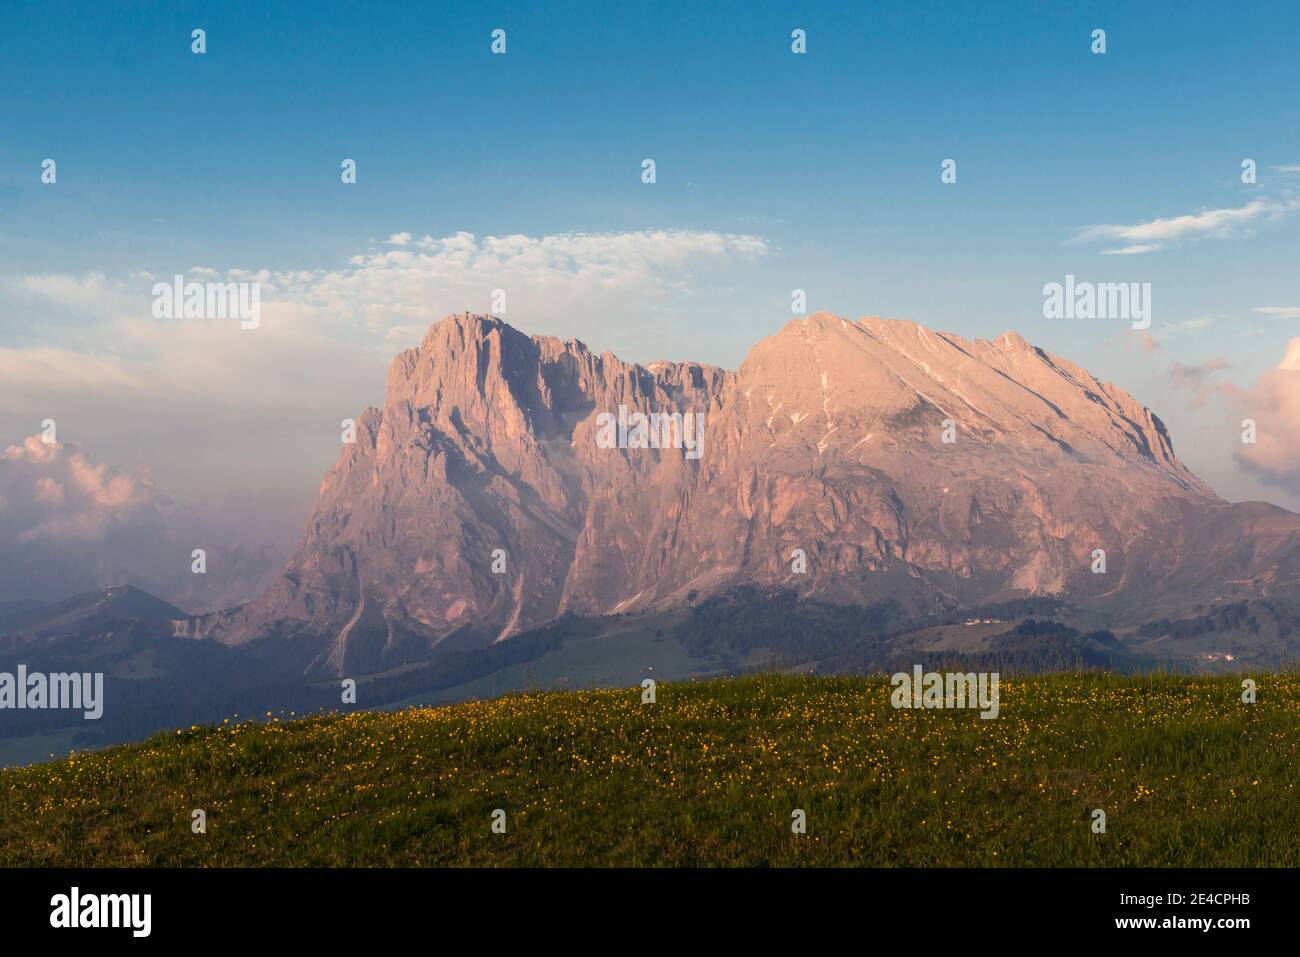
208, 312, 1300, 676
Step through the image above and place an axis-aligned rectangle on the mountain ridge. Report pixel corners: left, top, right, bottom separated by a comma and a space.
198, 311, 1300, 677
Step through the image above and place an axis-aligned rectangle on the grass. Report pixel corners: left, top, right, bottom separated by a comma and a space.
1, 672, 1296, 866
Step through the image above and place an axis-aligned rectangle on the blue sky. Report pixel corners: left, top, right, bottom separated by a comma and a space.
2, 0, 1300, 601
4, 2, 1299, 355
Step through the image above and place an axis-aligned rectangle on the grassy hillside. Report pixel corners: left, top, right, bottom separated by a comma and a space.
2, 672, 1297, 866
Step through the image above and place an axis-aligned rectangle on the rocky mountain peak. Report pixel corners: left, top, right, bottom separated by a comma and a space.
204, 312, 1292, 678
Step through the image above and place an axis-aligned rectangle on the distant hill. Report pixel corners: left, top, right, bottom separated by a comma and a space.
0, 585, 185, 641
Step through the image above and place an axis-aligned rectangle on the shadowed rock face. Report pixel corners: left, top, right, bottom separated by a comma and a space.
204, 312, 1300, 677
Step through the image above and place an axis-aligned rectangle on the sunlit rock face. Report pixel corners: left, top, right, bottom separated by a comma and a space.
205, 312, 1300, 677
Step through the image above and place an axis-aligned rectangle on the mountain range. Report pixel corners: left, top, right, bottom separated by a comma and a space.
188, 312, 1300, 677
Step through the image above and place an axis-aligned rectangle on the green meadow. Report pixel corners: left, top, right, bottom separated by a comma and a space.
1, 672, 1295, 866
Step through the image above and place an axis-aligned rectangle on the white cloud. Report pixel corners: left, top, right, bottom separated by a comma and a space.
7, 271, 121, 317
1253, 306, 1300, 319
1151, 317, 1216, 340
237, 228, 770, 340
0, 435, 289, 610
1235, 339, 1300, 493
1100, 244, 1160, 256
1, 435, 159, 544
3, 228, 769, 390
1074, 197, 1298, 254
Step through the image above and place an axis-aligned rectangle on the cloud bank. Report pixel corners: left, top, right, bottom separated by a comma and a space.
0, 435, 287, 611
1235, 339, 1300, 495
